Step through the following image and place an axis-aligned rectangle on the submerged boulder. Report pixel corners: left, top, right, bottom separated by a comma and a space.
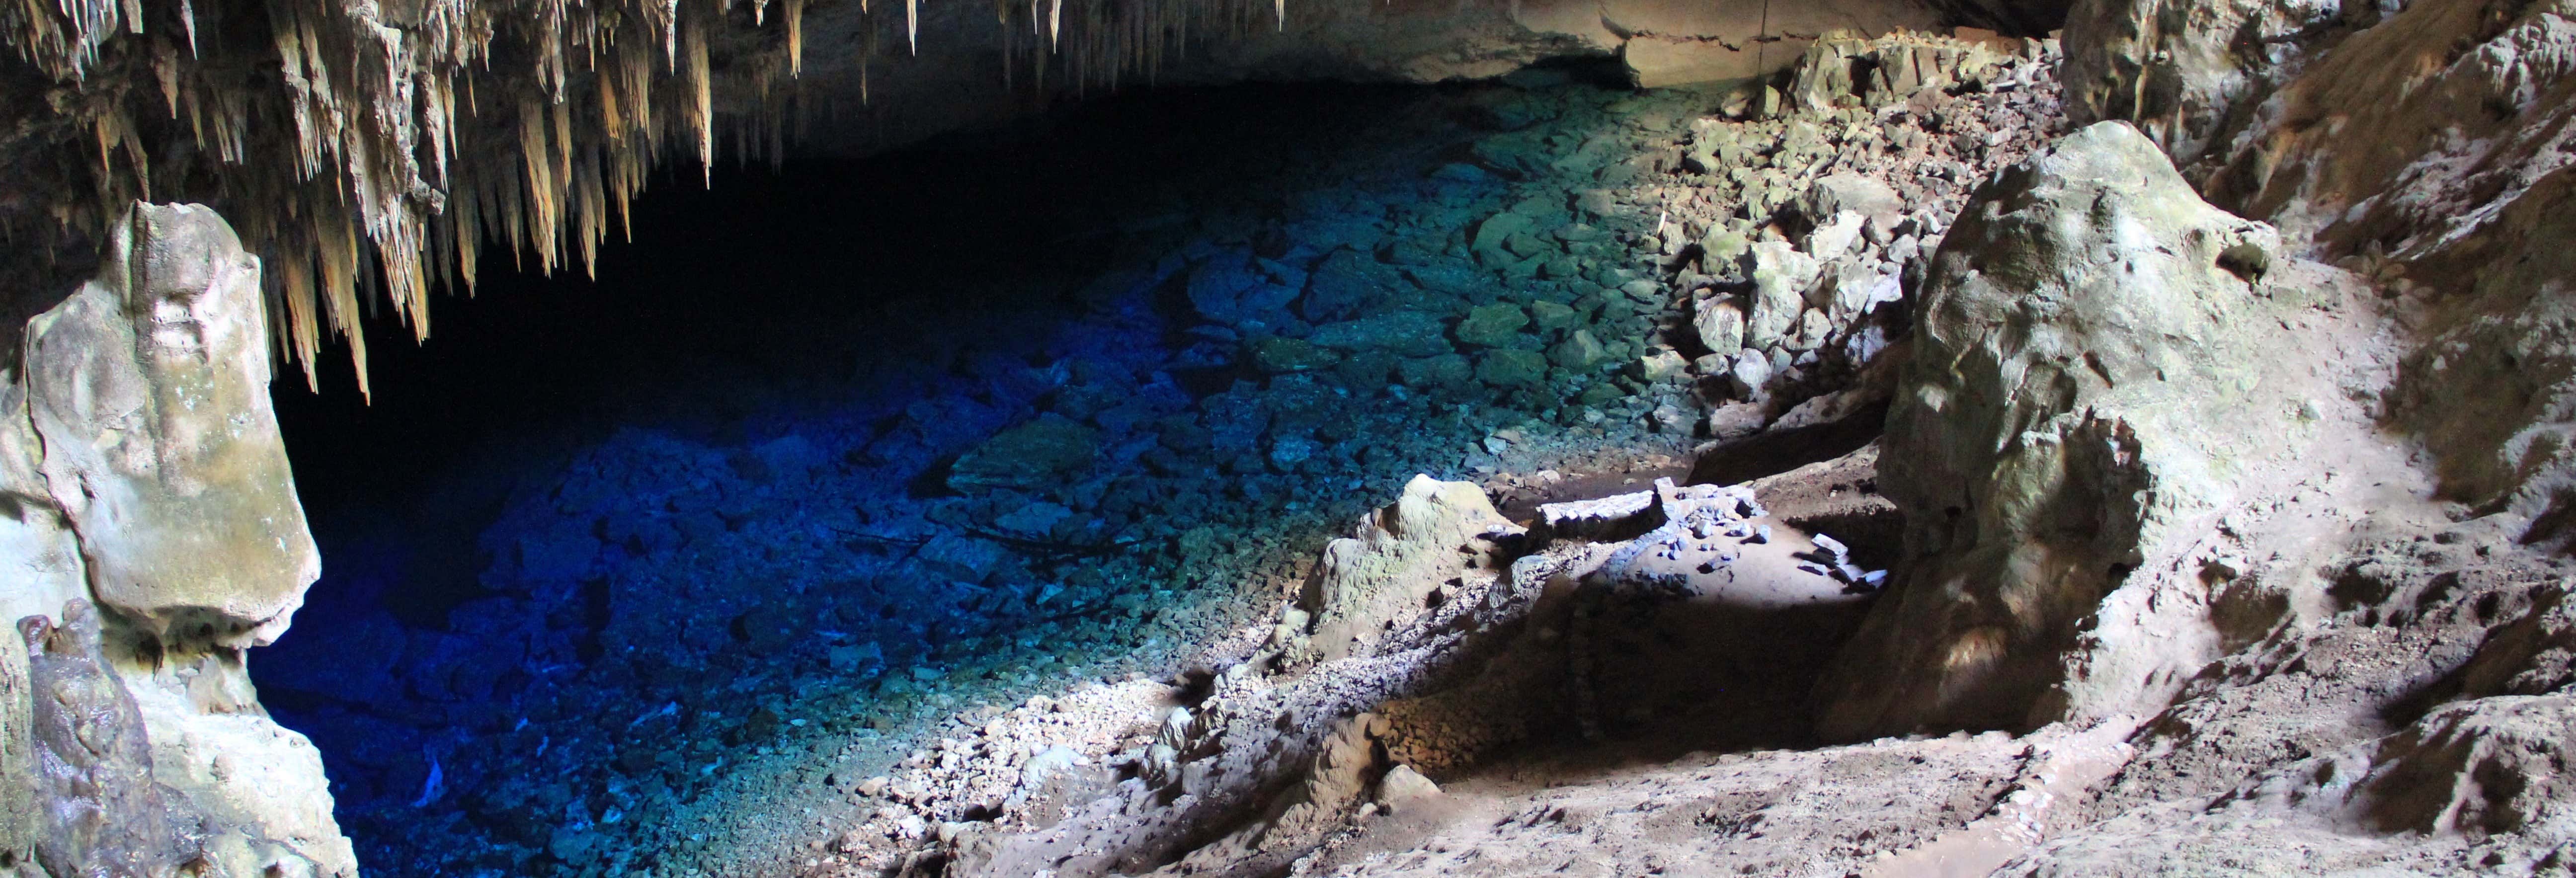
950, 414, 1101, 491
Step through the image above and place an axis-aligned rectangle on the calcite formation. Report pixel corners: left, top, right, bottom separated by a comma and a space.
9, 0, 2576, 871
0, 205, 350, 878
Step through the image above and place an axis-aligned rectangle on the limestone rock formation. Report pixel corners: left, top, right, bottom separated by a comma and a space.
22, 601, 181, 878
21, 204, 319, 648
1785, 28, 2034, 112
0, 204, 351, 878
1300, 475, 1520, 663
2146, 0, 2576, 531
1815, 121, 2334, 737
2059, 0, 2345, 167
1595, 0, 1944, 87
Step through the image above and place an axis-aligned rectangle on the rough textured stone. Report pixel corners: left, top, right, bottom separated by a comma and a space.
1695, 295, 1749, 355
1800, 173, 1906, 233
2059, 0, 2341, 167
24, 601, 183, 878
1605, 0, 1942, 86
1744, 242, 1821, 352
2161, 0, 2576, 522
1816, 122, 2305, 737
1301, 476, 1518, 663
0, 206, 359, 878
1249, 337, 1341, 373
1309, 311, 1453, 358
1475, 349, 1550, 388
1451, 304, 1530, 348
1786, 31, 2019, 112
21, 203, 318, 648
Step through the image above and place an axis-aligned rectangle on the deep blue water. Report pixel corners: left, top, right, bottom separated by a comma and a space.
259, 72, 1678, 877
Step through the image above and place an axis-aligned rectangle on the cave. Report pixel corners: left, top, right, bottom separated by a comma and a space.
255, 76, 1737, 875
9, 0, 2576, 873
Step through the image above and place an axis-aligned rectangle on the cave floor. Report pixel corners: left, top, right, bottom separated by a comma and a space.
254, 43, 2062, 876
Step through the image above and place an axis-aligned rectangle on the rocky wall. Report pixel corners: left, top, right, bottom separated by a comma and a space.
0, 203, 352, 878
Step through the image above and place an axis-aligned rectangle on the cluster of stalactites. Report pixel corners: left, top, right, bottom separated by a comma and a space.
4, 0, 1279, 396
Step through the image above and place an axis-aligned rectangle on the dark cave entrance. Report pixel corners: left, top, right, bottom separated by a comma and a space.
252, 66, 1718, 877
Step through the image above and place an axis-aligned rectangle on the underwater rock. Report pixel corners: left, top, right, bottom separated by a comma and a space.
1309, 311, 1453, 358
1249, 337, 1341, 374
1476, 350, 1551, 389
1451, 304, 1531, 348
1187, 255, 1302, 325
1302, 249, 1410, 322
950, 414, 1102, 491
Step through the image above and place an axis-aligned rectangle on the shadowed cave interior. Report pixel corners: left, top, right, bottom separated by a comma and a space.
18, 0, 2576, 870
253, 69, 1774, 877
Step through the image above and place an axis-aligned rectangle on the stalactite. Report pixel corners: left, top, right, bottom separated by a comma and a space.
684, 13, 711, 185
786, 0, 804, 76
5, 0, 1286, 388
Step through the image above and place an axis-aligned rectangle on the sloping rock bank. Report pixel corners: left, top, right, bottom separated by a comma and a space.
773, 28, 2576, 872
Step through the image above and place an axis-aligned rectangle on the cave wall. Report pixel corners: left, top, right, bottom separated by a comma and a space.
1810, 0, 2576, 739
0, 203, 352, 878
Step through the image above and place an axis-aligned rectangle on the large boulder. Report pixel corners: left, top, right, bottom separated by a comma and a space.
21, 203, 318, 648
1814, 122, 2322, 737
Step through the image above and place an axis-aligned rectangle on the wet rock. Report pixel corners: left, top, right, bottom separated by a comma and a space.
1396, 354, 1475, 391
1548, 330, 1609, 370
1186, 255, 1300, 325
1476, 350, 1551, 389
1471, 213, 1536, 267
1302, 249, 1409, 322
950, 414, 1101, 491
1453, 304, 1531, 348
1248, 337, 1340, 374
1309, 311, 1453, 358
1529, 299, 1578, 332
